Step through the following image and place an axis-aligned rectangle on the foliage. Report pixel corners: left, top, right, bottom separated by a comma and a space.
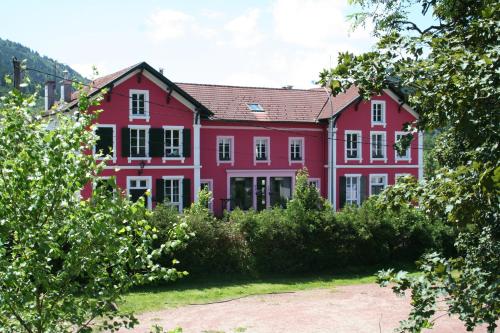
319, 0, 499, 331
0, 85, 183, 332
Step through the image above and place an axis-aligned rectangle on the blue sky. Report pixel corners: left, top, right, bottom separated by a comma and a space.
1, 0, 433, 88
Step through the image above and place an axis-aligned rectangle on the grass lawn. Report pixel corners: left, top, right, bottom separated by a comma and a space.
119, 264, 415, 314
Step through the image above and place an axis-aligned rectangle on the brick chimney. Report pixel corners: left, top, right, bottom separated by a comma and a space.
60, 70, 72, 103
45, 80, 56, 111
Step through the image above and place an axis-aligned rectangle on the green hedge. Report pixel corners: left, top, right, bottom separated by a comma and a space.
149, 170, 455, 276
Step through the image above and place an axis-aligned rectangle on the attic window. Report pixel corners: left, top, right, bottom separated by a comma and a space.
247, 103, 264, 112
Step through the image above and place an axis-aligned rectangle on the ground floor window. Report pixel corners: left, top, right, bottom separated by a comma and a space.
164, 178, 182, 212
270, 177, 292, 208
200, 179, 213, 211
370, 174, 387, 195
230, 177, 253, 210
345, 175, 360, 206
128, 177, 151, 208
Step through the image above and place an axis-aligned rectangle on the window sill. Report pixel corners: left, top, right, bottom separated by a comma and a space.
254, 159, 271, 166
96, 157, 117, 163
395, 158, 412, 163
129, 115, 150, 122
289, 160, 304, 166
345, 158, 363, 163
370, 158, 387, 163
162, 157, 185, 163
217, 160, 234, 166
128, 157, 152, 163
371, 122, 386, 128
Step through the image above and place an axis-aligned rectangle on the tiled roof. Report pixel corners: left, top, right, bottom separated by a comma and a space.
176, 83, 360, 123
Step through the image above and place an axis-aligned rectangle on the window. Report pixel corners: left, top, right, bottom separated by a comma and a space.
308, 178, 320, 192
370, 174, 387, 196
345, 131, 361, 161
200, 179, 213, 211
164, 127, 183, 158
247, 103, 264, 112
371, 132, 386, 161
371, 101, 386, 126
93, 177, 116, 196
130, 128, 147, 157
127, 176, 151, 209
395, 173, 412, 183
94, 125, 116, 162
164, 177, 182, 212
289, 137, 304, 163
254, 137, 270, 163
395, 132, 411, 161
129, 89, 149, 121
217, 136, 233, 165
346, 175, 360, 206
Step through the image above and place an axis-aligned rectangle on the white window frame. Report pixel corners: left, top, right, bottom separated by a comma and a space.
308, 178, 321, 192
395, 173, 412, 183
162, 176, 184, 213
128, 125, 151, 163
370, 131, 387, 163
369, 174, 388, 196
93, 124, 116, 163
200, 179, 214, 212
129, 89, 150, 122
254, 137, 270, 165
92, 176, 116, 195
395, 131, 412, 162
162, 126, 184, 162
216, 136, 234, 166
288, 137, 304, 165
345, 174, 361, 206
371, 100, 386, 127
344, 130, 362, 162
126, 176, 152, 209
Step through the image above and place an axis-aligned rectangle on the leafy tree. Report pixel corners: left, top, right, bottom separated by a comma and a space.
319, 0, 499, 332
0, 83, 183, 332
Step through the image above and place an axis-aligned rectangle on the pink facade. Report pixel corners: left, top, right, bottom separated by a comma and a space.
71, 62, 421, 215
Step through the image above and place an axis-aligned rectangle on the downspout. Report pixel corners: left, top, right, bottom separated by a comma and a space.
331, 114, 340, 210
418, 131, 424, 181
193, 109, 201, 203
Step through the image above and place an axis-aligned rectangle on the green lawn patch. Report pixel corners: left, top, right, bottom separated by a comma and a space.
119, 264, 417, 314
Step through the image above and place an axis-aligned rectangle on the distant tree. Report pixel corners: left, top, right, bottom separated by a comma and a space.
0, 83, 183, 332
319, 0, 499, 332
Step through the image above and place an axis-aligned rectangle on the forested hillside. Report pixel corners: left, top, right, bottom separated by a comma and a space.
0, 38, 86, 99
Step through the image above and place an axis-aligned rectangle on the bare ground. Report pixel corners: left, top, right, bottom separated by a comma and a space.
123, 283, 489, 333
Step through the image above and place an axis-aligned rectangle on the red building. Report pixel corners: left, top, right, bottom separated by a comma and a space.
52, 62, 422, 215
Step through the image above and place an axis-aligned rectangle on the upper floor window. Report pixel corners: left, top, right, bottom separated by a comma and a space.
247, 103, 264, 112
217, 136, 234, 165
395, 132, 411, 161
345, 130, 361, 161
94, 125, 116, 162
370, 131, 387, 161
289, 137, 304, 163
254, 137, 270, 163
129, 89, 150, 121
164, 127, 183, 158
130, 127, 148, 158
371, 101, 386, 127
370, 174, 387, 195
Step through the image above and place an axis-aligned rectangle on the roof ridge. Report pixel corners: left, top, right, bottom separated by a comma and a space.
176, 81, 326, 92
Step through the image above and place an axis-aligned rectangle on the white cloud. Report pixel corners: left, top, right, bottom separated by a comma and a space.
146, 9, 195, 42
224, 9, 263, 48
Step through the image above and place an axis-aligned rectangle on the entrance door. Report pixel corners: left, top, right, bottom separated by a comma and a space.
256, 177, 267, 211
230, 177, 253, 210
270, 177, 292, 208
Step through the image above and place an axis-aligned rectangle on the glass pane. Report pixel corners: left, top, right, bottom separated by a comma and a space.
270, 177, 291, 208
230, 177, 253, 210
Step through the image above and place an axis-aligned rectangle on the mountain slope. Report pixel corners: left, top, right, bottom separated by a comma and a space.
0, 37, 87, 98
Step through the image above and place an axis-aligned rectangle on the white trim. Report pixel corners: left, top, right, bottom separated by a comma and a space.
200, 179, 213, 211
332, 128, 337, 210
418, 131, 424, 181
327, 120, 333, 206
162, 175, 184, 212
394, 131, 412, 162
344, 130, 362, 163
105, 165, 196, 170
143, 71, 197, 112
126, 176, 152, 209
193, 123, 201, 203
308, 178, 321, 192
202, 125, 323, 132
336, 164, 419, 169
371, 100, 386, 128
344, 174, 361, 206
162, 125, 185, 163
369, 173, 388, 196
370, 131, 387, 163
216, 136, 235, 166
226, 169, 299, 174
129, 89, 150, 122
288, 137, 305, 166
253, 136, 271, 165
127, 125, 151, 163
382, 89, 419, 119
93, 124, 117, 163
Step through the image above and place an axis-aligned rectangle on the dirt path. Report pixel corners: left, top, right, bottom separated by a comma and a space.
124, 284, 488, 333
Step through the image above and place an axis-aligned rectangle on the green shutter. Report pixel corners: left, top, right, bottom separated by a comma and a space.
360, 175, 368, 204
339, 176, 346, 209
149, 128, 164, 157
155, 178, 165, 204
95, 127, 113, 156
182, 129, 191, 158
183, 178, 191, 210
121, 128, 130, 157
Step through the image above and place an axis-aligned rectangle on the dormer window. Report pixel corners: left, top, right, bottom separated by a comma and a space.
247, 103, 264, 112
